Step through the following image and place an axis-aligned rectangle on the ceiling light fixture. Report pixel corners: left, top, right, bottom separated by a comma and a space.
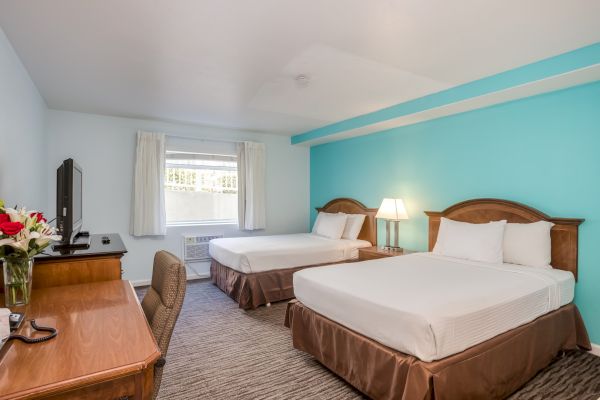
295, 74, 310, 88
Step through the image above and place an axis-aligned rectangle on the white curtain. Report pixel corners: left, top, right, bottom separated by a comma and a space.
130, 131, 166, 236
237, 141, 266, 230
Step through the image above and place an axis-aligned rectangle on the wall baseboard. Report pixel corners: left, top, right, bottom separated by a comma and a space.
590, 343, 600, 357
131, 272, 209, 287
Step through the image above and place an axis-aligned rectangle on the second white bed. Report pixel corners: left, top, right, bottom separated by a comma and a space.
293, 253, 574, 362
209, 233, 371, 274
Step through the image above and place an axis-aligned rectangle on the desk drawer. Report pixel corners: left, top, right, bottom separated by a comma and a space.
32, 257, 123, 289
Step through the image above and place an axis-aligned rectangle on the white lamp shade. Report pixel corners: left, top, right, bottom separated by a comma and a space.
376, 198, 408, 220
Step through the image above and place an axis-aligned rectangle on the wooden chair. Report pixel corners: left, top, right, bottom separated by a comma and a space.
141, 250, 187, 399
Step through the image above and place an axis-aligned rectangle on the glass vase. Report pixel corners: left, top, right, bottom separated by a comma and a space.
3, 257, 34, 307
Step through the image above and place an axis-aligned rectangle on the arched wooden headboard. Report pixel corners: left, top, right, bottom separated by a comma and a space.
316, 198, 378, 245
425, 199, 584, 279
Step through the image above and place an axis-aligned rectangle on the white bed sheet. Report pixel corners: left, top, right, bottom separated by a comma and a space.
209, 233, 371, 274
293, 253, 574, 362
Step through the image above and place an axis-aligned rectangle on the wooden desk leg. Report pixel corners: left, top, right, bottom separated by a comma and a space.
135, 365, 155, 400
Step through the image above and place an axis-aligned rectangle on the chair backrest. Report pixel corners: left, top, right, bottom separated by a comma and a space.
141, 250, 187, 399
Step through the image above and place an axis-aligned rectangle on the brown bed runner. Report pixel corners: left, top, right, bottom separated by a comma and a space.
285, 300, 591, 400
211, 260, 309, 309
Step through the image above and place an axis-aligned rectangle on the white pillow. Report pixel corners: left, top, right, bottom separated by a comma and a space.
311, 212, 324, 233
433, 217, 507, 264
312, 212, 335, 233
341, 213, 366, 240
503, 221, 554, 267
313, 212, 348, 239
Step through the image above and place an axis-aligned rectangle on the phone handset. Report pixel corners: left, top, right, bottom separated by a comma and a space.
7, 320, 57, 344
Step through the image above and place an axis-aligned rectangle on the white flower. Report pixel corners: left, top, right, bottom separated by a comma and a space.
4, 207, 30, 225
7, 238, 30, 253
0, 205, 59, 257
4, 210, 20, 223
0, 238, 14, 247
35, 238, 50, 248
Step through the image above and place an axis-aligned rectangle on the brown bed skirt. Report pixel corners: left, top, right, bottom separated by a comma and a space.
210, 260, 311, 310
285, 300, 591, 400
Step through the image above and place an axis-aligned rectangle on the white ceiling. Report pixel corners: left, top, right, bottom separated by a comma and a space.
0, 0, 599, 136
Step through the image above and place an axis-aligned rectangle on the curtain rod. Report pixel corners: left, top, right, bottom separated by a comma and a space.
165, 133, 244, 144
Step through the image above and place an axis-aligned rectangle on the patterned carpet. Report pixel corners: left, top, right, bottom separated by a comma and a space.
137, 280, 600, 400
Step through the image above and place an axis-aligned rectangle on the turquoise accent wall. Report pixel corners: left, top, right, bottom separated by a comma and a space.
310, 81, 600, 343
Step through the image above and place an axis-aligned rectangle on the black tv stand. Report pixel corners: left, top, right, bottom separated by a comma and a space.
52, 232, 91, 251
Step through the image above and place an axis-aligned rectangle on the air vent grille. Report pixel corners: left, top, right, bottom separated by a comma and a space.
183, 235, 222, 262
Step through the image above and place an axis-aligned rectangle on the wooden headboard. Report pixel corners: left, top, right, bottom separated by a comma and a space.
425, 199, 584, 279
316, 198, 378, 245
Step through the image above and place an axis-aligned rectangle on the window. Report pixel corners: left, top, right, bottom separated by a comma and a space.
165, 151, 238, 225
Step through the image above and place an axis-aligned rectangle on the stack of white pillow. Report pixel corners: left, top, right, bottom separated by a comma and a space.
312, 212, 366, 241
433, 217, 554, 268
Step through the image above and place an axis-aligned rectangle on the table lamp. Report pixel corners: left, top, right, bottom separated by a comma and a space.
376, 198, 409, 251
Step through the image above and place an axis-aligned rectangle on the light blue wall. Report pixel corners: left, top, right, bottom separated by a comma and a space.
310, 81, 600, 343
46, 110, 310, 283
0, 26, 47, 209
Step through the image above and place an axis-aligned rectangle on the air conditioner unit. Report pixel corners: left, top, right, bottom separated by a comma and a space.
182, 235, 222, 262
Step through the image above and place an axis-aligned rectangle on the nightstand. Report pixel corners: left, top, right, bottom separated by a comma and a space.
358, 246, 418, 261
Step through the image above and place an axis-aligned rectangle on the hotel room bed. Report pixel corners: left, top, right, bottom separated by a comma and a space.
293, 253, 575, 362
285, 198, 590, 400
210, 198, 377, 309
210, 234, 371, 274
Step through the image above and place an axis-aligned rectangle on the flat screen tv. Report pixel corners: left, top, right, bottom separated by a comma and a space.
56, 158, 83, 245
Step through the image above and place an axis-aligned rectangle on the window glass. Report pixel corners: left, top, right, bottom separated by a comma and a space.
165, 151, 238, 224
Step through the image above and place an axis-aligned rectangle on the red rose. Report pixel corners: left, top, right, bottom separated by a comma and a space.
30, 212, 46, 223
0, 221, 25, 235
0, 214, 9, 224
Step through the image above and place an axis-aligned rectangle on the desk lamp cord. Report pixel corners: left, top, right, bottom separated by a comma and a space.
7, 320, 58, 344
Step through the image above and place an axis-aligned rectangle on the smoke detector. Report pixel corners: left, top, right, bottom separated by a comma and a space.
295, 74, 310, 88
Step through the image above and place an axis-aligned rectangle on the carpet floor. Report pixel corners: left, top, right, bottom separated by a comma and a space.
137, 280, 600, 400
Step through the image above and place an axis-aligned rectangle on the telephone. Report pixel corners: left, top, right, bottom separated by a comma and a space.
9, 312, 24, 330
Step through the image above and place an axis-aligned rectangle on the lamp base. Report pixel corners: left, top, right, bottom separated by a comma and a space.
383, 220, 403, 252
381, 246, 404, 252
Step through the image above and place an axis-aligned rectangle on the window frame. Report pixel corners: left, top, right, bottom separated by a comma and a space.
164, 151, 239, 226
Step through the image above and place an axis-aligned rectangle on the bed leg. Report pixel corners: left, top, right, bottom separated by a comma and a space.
266, 302, 271, 307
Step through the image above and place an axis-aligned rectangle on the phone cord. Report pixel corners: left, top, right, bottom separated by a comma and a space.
7, 320, 58, 343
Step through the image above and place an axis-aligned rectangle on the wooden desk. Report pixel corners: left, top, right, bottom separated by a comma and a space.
0, 281, 160, 399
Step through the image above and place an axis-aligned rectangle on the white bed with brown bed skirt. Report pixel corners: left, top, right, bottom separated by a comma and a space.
209, 198, 377, 309
285, 198, 590, 400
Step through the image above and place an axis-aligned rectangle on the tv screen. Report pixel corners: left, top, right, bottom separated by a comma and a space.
56, 158, 83, 244
72, 164, 82, 226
